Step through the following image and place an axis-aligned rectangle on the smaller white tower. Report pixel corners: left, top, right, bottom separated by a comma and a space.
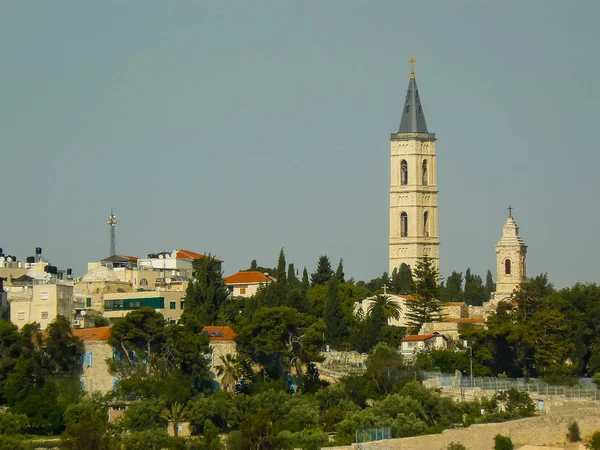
494, 207, 527, 301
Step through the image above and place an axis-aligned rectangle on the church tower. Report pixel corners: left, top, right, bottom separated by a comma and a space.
389, 57, 440, 274
494, 208, 527, 300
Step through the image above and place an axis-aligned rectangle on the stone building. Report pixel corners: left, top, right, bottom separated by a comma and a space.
494, 212, 527, 301
202, 326, 237, 387
72, 326, 116, 394
7, 274, 75, 330
389, 58, 440, 274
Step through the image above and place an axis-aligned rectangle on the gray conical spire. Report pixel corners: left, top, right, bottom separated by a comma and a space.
398, 59, 428, 134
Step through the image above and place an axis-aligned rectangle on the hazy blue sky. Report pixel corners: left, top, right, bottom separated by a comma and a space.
1, 1, 598, 288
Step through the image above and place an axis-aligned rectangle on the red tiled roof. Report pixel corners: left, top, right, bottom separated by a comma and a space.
444, 317, 486, 324
201, 326, 236, 341
72, 327, 111, 342
224, 271, 274, 284
401, 334, 446, 342
175, 249, 223, 263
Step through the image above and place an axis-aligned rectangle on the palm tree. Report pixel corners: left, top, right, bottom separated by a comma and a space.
161, 402, 185, 437
368, 294, 402, 322
215, 354, 241, 393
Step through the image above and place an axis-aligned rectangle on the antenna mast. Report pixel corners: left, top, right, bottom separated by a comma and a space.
108, 209, 118, 256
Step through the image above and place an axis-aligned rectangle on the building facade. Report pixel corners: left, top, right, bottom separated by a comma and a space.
389, 59, 440, 274
224, 271, 274, 298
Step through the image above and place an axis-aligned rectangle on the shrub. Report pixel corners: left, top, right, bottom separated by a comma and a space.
567, 420, 581, 442
445, 443, 468, 450
0, 412, 29, 435
587, 430, 600, 450
494, 434, 514, 450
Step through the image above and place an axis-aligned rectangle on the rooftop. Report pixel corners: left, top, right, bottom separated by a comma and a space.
224, 271, 274, 284
201, 326, 236, 341
72, 326, 111, 342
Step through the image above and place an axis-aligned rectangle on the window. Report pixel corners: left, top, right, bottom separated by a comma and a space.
40, 292, 48, 300
400, 212, 408, 237
85, 351, 93, 368
86, 297, 92, 308
422, 159, 428, 185
140, 278, 148, 286
17, 312, 25, 321
170, 301, 176, 310
180, 300, 185, 310
505, 259, 512, 275
405, 104, 410, 113
41, 311, 49, 320
239, 288, 246, 295
400, 160, 408, 185
407, 342, 413, 348
423, 212, 429, 237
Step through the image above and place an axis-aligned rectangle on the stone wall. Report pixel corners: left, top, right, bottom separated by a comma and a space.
328, 401, 600, 450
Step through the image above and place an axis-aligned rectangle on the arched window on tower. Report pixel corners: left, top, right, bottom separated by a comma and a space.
401, 160, 408, 185
140, 278, 148, 287
423, 211, 429, 237
400, 212, 408, 237
505, 259, 512, 275
422, 160, 428, 185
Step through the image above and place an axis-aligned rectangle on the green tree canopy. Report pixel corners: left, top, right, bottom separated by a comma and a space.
311, 256, 334, 286
183, 256, 229, 325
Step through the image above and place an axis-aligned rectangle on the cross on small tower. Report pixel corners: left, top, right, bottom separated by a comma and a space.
508, 205, 513, 217
409, 56, 416, 78
383, 284, 389, 295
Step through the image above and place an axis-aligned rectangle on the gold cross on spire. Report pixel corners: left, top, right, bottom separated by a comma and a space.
409, 56, 416, 78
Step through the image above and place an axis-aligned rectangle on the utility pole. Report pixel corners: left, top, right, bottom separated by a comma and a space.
108, 209, 117, 256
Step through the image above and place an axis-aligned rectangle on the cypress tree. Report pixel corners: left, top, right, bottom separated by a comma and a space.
443, 271, 464, 302
325, 277, 348, 347
484, 269, 495, 300
391, 263, 414, 294
250, 260, 258, 271
335, 258, 345, 283
310, 255, 334, 286
287, 263, 298, 284
184, 256, 229, 325
464, 268, 486, 306
301, 267, 309, 291
275, 248, 287, 283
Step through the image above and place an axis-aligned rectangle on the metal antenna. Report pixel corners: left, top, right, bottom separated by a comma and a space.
108, 209, 118, 256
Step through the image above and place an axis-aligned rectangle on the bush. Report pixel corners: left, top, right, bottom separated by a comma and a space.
0, 435, 26, 450
0, 412, 29, 435
588, 430, 600, 450
494, 434, 514, 450
444, 443, 468, 450
567, 420, 581, 442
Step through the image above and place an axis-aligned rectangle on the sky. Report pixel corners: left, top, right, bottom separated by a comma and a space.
1, 1, 599, 288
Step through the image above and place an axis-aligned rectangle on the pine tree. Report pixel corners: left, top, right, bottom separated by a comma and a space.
485, 270, 495, 301
325, 277, 348, 347
391, 263, 414, 294
275, 248, 287, 283
310, 255, 334, 286
443, 271, 464, 302
405, 256, 443, 332
335, 258, 345, 283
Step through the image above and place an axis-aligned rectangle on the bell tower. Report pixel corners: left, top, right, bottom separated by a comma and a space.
494, 207, 527, 300
389, 57, 440, 274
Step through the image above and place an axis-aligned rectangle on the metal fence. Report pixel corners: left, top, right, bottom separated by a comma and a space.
356, 426, 392, 443
422, 371, 600, 400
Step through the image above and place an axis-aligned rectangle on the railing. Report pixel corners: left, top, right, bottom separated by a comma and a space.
422, 371, 600, 400
356, 426, 392, 444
